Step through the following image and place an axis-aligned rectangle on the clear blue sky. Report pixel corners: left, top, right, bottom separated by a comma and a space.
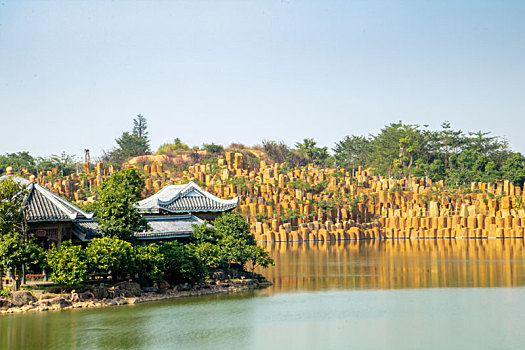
1, 1, 524, 158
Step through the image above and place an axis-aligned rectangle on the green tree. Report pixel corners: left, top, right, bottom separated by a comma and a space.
133, 114, 149, 139
295, 138, 330, 167
501, 153, 525, 186
86, 237, 135, 281
45, 242, 89, 289
214, 213, 256, 246
0, 177, 42, 291
94, 168, 149, 241
333, 135, 370, 173
104, 116, 151, 164
135, 243, 165, 282
158, 242, 207, 284
191, 242, 224, 268
0, 232, 42, 291
0, 152, 36, 175
219, 235, 251, 273
246, 245, 274, 274
190, 222, 221, 244
157, 138, 190, 155
36, 152, 79, 176
202, 143, 224, 154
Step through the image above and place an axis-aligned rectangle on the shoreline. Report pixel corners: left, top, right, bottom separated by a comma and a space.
0, 278, 272, 315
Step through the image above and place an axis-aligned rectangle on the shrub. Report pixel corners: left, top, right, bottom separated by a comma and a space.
158, 242, 207, 284
46, 242, 89, 288
86, 237, 135, 280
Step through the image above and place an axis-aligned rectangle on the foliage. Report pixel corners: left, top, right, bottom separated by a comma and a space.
104, 116, 151, 163
214, 213, 256, 246
0, 232, 43, 288
158, 242, 207, 284
133, 114, 149, 139
190, 222, 221, 245
36, 152, 79, 177
219, 235, 251, 267
85, 237, 135, 279
0, 152, 37, 175
262, 140, 308, 166
190, 213, 273, 274
191, 242, 224, 268
45, 242, 89, 288
501, 153, 525, 186
334, 121, 519, 185
246, 245, 274, 273
0, 178, 42, 290
135, 243, 165, 281
295, 138, 331, 167
333, 135, 370, 172
0, 178, 28, 234
94, 168, 149, 241
157, 138, 190, 155
202, 143, 224, 154
0, 151, 79, 177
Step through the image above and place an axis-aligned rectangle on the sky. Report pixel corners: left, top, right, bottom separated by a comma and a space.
1, 1, 524, 159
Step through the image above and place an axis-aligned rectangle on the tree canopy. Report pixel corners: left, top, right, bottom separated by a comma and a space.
94, 168, 150, 241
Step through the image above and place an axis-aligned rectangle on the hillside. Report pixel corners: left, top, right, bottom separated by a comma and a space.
31, 149, 525, 242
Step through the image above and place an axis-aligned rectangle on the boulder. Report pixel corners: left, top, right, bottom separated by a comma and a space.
58, 298, 72, 308
115, 282, 142, 297
12, 291, 37, 307
142, 287, 159, 293
211, 270, 226, 282
155, 280, 171, 290
0, 298, 12, 308
93, 286, 109, 300
175, 284, 192, 292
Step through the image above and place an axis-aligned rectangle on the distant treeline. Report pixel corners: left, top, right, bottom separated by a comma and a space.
2, 118, 524, 187
0, 152, 78, 178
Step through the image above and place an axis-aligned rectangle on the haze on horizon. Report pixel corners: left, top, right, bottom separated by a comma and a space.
1, 1, 524, 159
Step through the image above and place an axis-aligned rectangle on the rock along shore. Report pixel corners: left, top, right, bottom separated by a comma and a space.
0, 278, 272, 315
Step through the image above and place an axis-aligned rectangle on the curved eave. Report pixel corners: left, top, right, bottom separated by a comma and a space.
159, 205, 238, 213
158, 181, 238, 207
32, 184, 94, 220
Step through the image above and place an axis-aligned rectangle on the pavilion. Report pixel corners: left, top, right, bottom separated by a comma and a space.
0, 168, 238, 243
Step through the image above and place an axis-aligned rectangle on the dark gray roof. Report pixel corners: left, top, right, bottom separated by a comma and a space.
135, 215, 206, 240
1, 175, 93, 222
24, 183, 93, 222
70, 215, 206, 242
72, 220, 102, 242
138, 181, 238, 214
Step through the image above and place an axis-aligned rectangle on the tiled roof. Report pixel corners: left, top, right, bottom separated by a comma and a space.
135, 215, 206, 240
164, 196, 237, 212
70, 215, 205, 242
138, 181, 238, 214
72, 220, 101, 241
24, 183, 93, 222
1, 175, 93, 222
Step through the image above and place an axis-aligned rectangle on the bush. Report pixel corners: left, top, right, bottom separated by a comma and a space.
157, 138, 190, 155
158, 242, 207, 284
46, 242, 89, 288
191, 242, 224, 268
86, 237, 135, 280
214, 213, 255, 246
135, 244, 165, 282
202, 143, 224, 154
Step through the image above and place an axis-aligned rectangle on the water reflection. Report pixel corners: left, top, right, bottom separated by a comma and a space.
259, 239, 525, 292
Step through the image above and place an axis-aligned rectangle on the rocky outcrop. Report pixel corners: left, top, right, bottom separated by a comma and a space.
12, 291, 37, 307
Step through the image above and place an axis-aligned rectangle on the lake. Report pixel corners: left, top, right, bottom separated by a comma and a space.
2, 239, 525, 350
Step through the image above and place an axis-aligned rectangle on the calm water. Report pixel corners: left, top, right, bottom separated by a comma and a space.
3, 239, 525, 350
